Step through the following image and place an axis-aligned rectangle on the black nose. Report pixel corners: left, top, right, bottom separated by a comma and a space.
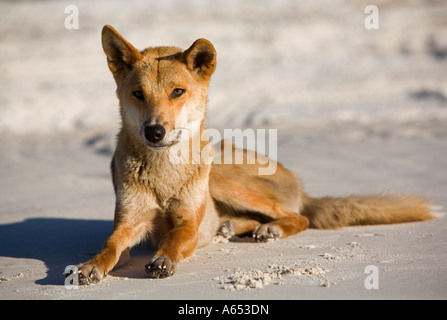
144, 124, 166, 143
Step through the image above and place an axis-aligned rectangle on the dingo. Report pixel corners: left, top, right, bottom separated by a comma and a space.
72, 25, 434, 284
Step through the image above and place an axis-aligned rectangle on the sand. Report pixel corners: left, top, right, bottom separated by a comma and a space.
0, 0, 446, 300
0, 130, 446, 300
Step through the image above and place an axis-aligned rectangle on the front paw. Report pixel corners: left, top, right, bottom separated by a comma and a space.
145, 256, 176, 279
75, 263, 105, 285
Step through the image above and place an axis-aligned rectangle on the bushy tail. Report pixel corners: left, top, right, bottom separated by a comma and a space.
301, 194, 435, 229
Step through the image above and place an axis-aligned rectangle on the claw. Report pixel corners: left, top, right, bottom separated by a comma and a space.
145, 256, 176, 279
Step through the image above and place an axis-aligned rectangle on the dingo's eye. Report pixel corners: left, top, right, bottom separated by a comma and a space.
172, 88, 185, 98
133, 90, 144, 100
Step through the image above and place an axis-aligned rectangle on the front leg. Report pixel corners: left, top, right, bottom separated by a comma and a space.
76, 205, 153, 285
145, 201, 206, 279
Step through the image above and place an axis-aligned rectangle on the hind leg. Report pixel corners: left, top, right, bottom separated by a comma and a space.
213, 184, 309, 242
211, 149, 309, 242
218, 217, 261, 238
253, 215, 309, 242
240, 194, 309, 242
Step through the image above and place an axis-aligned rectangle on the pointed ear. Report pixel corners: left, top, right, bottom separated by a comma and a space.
101, 25, 142, 77
182, 39, 216, 79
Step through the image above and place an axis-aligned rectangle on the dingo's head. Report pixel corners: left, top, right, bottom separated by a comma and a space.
102, 25, 216, 150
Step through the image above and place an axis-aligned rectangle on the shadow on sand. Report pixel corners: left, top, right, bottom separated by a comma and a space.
0, 217, 255, 286
0, 218, 122, 286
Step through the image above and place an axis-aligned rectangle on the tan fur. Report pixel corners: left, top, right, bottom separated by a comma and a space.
300, 194, 433, 229
73, 25, 434, 285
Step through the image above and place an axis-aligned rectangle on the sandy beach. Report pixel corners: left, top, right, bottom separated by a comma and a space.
0, 0, 446, 300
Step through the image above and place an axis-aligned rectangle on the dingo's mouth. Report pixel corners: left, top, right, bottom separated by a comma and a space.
140, 127, 182, 151
145, 140, 179, 151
